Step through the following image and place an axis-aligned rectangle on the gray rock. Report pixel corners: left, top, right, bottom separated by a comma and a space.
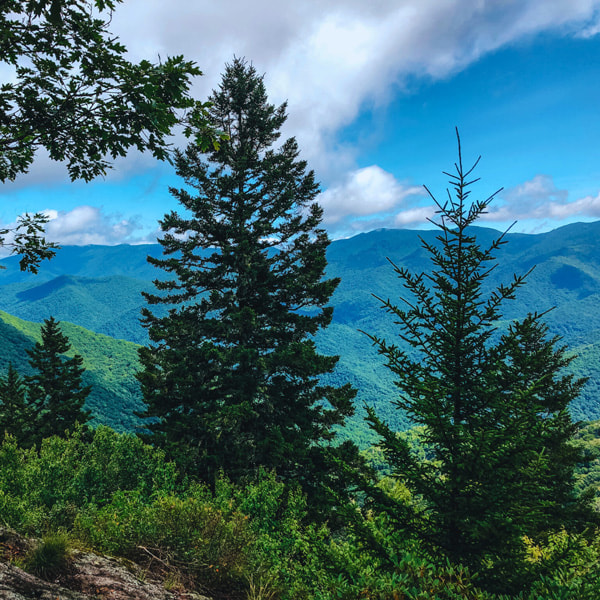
0, 528, 211, 600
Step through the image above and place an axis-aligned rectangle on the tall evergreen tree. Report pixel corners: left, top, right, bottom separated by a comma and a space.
363, 132, 592, 592
0, 363, 32, 446
138, 58, 356, 494
27, 317, 91, 444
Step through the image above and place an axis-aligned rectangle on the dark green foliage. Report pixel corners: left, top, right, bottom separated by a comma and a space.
490, 316, 592, 537
138, 58, 357, 496
0, 0, 207, 184
0, 363, 32, 445
573, 419, 600, 507
0, 428, 599, 599
0, 1, 216, 272
363, 134, 593, 593
26, 317, 91, 445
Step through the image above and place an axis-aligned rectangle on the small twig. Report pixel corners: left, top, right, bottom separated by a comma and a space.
136, 545, 171, 569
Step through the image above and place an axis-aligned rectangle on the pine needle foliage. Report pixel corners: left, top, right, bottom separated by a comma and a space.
0, 363, 32, 445
363, 131, 592, 592
138, 58, 357, 498
26, 317, 91, 446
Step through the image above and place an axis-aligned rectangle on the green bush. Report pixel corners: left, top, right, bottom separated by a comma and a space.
28, 426, 180, 509
0, 426, 180, 533
74, 486, 251, 582
214, 472, 332, 599
524, 530, 600, 600
1, 428, 599, 599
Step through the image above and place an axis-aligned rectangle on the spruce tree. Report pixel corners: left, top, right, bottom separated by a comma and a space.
0, 363, 32, 446
138, 58, 356, 495
27, 317, 91, 444
364, 132, 592, 592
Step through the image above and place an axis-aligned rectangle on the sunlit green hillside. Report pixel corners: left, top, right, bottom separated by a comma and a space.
0, 310, 142, 431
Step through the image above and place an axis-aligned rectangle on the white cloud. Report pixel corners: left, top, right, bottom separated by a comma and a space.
318, 165, 423, 224
482, 174, 600, 224
4, 0, 600, 239
41, 206, 149, 246
104, 0, 600, 182
316, 164, 436, 236
0, 205, 146, 256
548, 192, 600, 218
394, 206, 437, 227
321, 168, 600, 235
578, 21, 600, 36
483, 174, 567, 221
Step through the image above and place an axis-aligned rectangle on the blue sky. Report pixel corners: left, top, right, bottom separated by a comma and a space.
2, 0, 600, 245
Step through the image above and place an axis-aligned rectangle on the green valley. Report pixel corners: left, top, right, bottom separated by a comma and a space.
1, 222, 600, 439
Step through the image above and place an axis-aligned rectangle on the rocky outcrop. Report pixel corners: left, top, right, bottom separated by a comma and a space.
0, 528, 211, 600
0, 559, 88, 599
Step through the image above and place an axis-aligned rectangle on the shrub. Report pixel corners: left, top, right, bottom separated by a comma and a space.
525, 530, 600, 600
0, 426, 181, 533
74, 484, 252, 593
2, 428, 599, 599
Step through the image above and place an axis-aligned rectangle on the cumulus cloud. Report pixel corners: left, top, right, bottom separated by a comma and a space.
547, 192, 600, 218
316, 165, 429, 235
107, 0, 600, 181
41, 206, 150, 246
4, 0, 600, 240
318, 165, 423, 223
482, 174, 600, 224
0, 205, 148, 256
394, 206, 437, 227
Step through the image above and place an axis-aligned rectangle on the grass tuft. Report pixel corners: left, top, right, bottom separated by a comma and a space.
25, 532, 71, 578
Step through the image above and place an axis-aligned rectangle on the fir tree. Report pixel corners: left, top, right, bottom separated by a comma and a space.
0, 363, 32, 446
27, 317, 91, 444
138, 58, 356, 496
363, 131, 592, 592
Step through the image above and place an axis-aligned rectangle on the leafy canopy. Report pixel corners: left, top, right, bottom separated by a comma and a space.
0, 0, 208, 182
0, 0, 215, 272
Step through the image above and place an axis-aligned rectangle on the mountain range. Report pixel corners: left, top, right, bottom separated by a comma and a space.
0, 221, 599, 445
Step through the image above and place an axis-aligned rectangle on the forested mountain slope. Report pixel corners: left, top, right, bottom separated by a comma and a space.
0, 221, 599, 440
0, 310, 143, 431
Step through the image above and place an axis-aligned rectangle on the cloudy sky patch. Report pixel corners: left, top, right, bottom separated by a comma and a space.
3, 0, 600, 242
318, 165, 424, 225
42, 206, 148, 246
482, 175, 600, 224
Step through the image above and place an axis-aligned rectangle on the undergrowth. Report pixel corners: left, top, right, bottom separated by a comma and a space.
0, 427, 599, 599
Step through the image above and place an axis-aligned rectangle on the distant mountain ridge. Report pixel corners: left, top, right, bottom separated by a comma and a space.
1, 221, 599, 441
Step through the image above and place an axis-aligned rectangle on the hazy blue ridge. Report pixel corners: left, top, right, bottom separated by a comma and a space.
0, 221, 599, 441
